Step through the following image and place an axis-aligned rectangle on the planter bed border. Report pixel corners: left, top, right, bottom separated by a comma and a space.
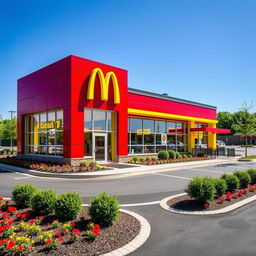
160, 193, 256, 215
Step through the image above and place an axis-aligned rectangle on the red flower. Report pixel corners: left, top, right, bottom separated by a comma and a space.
0, 239, 7, 245
39, 216, 45, 220
203, 203, 209, 208
94, 224, 100, 230
7, 206, 16, 213
7, 240, 16, 250
15, 212, 21, 218
226, 192, 231, 196
29, 220, 36, 225
71, 222, 76, 227
0, 197, 3, 201
17, 246, 23, 252
45, 239, 51, 245
55, 231, 61, 237
59, 237, 63, 242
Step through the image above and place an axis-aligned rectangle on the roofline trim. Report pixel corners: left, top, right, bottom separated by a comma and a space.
128, 87, 217, 110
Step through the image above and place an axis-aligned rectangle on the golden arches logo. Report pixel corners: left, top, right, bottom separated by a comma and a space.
87, 68, 120, 104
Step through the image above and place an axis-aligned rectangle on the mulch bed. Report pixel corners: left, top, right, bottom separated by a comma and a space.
167, 191, 256, 212
1, 204, 140, 256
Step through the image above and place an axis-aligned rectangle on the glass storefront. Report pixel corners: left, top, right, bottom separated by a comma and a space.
128, 117, 188, 155
194, 123, 208, 148
25, 110, 63, 156
84, 109, 116, 161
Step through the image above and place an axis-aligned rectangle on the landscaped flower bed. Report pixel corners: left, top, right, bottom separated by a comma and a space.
0, 157, 110, 173
167, 168, 256, 212
0, 186, 140, 255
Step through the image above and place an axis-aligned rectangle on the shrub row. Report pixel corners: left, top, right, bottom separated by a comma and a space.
157, 150, 190, 160
185, 168, 256, 203
11, 184, 119, 226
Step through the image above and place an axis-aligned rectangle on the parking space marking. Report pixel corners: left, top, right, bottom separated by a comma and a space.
14, 177, 31, 180
152, 173, 190, 180
187, 168, 227, 174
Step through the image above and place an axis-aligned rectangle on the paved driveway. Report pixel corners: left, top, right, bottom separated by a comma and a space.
1, 161, 256, 255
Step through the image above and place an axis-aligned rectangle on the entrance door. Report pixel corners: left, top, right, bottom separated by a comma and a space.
93, 133, 107, 162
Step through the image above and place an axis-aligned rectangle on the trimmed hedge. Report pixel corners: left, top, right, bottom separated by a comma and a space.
185, 176, 215, 203
168, 150, 176, 159
158, 150, 169, 160
175, 152, 182, 159
89, 192, 120, 227
247, 169, 256, 185
12, 184, 38, 208
220, 174, 239, 192
55, 192, 82, 221
212, 178, 227, 197
234, 171, 251, 188
31, 190, 57, 215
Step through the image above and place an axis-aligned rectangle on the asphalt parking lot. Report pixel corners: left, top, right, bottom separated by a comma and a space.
1, 161, 256, 255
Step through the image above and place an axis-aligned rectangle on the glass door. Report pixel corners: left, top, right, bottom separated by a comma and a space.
93, 133, 107, 162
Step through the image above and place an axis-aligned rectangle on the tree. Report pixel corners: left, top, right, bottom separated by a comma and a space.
232, 103, 256, 157
217, 111, 235, 134
0, 118, 17, 150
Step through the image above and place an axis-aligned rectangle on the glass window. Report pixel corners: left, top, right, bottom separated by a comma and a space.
143, 119, 154, 133
167, 122, 176, 133
56, 110, 63, 130
93, 110, 106, 130
155, 121, 165, 133
131, 133, 142, 145
84, 109, 92, 131
84, 132, 92, 156
130, 118, 142, 133
144, 134, 154, 145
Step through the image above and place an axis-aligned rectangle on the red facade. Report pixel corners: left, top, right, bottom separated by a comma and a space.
17, 55, 217, 162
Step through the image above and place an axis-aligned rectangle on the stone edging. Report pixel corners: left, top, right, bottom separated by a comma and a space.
160, 193, 256, 215
101, 209, 151, 256
2, 198, 150, 256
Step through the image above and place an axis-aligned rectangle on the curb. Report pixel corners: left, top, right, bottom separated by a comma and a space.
0, 158, 238, 180
160, 193, 256, 215
102, 209, 151, 256
2, 198, 151, 256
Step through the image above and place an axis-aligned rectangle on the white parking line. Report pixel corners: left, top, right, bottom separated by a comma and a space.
14, 177, 31, 180
187, 168, 227, 174
152, 173, 190, 180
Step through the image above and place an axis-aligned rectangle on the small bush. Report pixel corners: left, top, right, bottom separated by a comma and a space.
247, 168, 256, 185
197, 152, 205, 157
133, 157, 139, 162
55, 192, 82, 221
80, 161, 89, 167
220, 174, 239, 192
31, 190, 57, 215
183, 154, 188, 158
139, 157, 145, 161
175, 151, 182, 159
212, 178, 227, 197
151, 157, 156, 161
89, 192, 119, 227
12, 184, 38, 208
146, 157, 150, 161
233, 171, 251, 188
158, 150, 169, 160
168, 150, 176, 159
185, 176, 215, 203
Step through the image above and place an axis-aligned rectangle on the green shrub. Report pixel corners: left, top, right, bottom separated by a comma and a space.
234, 171, 251, 188
146, 157, 150, 161
31, 190, 57, 215
139, 158, 145, 161
197, 152, 205, 157
220, 174, 239, 192
89, 192, 120, 227
12, 184, 38, 208
187, 154, 192, 158
247, 168, 256, 185
55, 192, 82, 221
133, 157, 139, 162
168, 150, 176, 159
89, 161, 97, 165
151, 157, 156, 161
183, 154, 188, 158
212, 178, 227, 197
80, 161, 89, 167
158, 150, 169, 160
175, 151, 182, 159
185, 176, 215, 203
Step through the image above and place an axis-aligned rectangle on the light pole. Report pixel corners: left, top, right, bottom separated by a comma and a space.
8, 110, 16, 152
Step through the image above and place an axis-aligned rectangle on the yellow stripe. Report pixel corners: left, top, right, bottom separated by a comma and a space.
128, 108, 218, 124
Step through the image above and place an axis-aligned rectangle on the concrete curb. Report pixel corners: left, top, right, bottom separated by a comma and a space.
160, 193, 256, 215
0, 158, 238, 180
2, 198, 151, 256
102, 209, 151, 256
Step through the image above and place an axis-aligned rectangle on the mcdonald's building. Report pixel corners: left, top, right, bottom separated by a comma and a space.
17, 55, 230, 164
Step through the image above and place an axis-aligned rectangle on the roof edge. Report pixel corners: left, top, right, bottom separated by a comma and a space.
128, 87, 217, 110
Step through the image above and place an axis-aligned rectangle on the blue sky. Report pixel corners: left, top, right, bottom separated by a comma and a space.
1, 0, 255, 119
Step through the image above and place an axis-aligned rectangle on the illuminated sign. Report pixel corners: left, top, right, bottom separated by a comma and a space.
87, 68, 120, 104
38, 120, 62, 130
136, 129, 151, 135
161, 134, 167, 145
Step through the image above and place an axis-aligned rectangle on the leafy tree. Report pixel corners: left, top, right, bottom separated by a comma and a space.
232, 103, 256, 157
0, 118, 17, 150
217, 111, 235, 134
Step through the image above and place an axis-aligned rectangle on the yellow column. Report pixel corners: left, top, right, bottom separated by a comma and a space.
111, 112, 116, 161
188, 120, 195, 153
208, 123, 217, 149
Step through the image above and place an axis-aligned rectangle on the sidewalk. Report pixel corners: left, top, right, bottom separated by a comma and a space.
0, 157, 239, 179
